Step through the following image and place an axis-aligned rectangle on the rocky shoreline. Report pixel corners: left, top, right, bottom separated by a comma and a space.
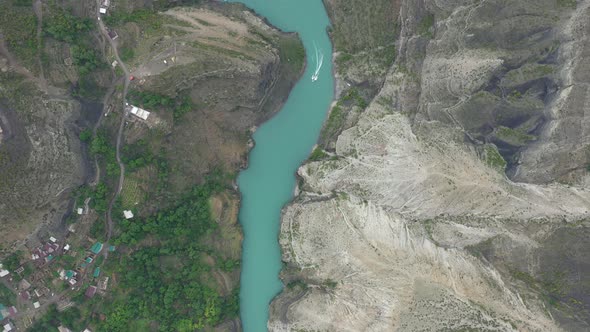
268, 0, 590, 330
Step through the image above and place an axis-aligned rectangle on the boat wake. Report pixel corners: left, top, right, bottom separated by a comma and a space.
311, 42, 323, 82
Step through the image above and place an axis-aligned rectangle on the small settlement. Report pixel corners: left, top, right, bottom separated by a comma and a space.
99, 0, 109, 15
98, 0, 118, 41
0, 0, 151, 330
0, 231, 112, 331
0, 200, 135, 330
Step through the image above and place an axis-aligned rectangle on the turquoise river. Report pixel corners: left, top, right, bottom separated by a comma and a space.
230, 0, 334, 330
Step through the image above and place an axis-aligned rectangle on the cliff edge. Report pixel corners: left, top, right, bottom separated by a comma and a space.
270, 0, 590, 331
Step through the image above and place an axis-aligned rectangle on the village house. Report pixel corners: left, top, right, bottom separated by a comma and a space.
99, 0, 109, 15
85, 286, 97, 298
0, 265, 8, 278
98, 276, 109, 291
108, 30, 118, 40
0, 304, 17, 320
3, 322, 14, 332
33, 286, 50, 298
20, 291, 30, 301
19, 279, 30, 291
129, 105, 150, 120
57, 326, 72, 332
31, 241, 60, 263
123, 210, 134, 219
90, 242, 103, 255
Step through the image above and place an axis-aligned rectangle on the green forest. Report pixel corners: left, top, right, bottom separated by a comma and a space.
30, 176, 238, 332
101, 175, 237, 331
44, 8, 104, 75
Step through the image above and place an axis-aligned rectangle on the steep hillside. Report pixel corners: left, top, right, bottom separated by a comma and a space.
0, 1, 304, 330
0, 0, 95, 251
89, 6, 304, 330
118, 4, 304, 195
270, 0, 590, 331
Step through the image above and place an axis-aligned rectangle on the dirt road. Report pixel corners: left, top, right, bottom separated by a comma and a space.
95, 0, 130, 246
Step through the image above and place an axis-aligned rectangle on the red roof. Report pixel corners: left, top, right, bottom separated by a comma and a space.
32, 248, 45, 258
85, 286, 97, 298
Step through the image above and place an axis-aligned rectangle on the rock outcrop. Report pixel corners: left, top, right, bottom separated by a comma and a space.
0, 75, 83, 250
270, 0, 590, 330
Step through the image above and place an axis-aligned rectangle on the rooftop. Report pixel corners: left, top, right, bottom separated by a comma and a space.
85, 286, 97, 298
123, 210, 134, 219
129, 106, 150, 120
108, 30, 118, 40
90, 242, 103, 254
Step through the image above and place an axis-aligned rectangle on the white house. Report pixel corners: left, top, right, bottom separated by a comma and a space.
123, 210, 134, 219
130, 106, 150, 120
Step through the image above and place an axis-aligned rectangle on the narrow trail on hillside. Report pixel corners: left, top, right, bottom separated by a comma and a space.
95, 0, 131, 252
32, 0, 48, 92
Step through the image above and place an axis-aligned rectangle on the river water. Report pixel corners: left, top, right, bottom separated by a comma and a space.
230, 0, 334, 330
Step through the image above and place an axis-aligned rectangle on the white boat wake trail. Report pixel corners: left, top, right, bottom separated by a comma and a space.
311, 42, 323, 82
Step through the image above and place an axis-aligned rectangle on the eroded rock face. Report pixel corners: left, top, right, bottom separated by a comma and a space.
0, 86, 83, 249
515, 1, 590, 184
270, 0, 590, 330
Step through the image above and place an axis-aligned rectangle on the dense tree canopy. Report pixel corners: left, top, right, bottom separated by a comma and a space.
128, 90, 195, 120
44, 10, 92, 43
98, 178, 237, 331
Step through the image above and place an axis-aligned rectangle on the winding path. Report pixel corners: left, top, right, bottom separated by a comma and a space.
95, 1, 131, 244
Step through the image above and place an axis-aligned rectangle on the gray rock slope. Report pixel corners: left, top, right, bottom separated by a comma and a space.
270, 0, 590, 331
